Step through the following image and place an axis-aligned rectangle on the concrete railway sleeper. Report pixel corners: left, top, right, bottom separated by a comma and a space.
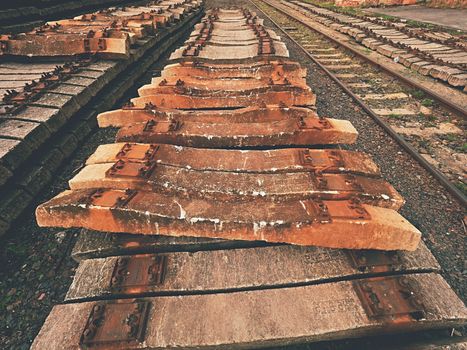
97, 103, 323, 126
30, 7, 467, 350
65, 241, 439, 301
86, 143, 382, 175
68, 161, 404, 208
32, 273, 467, 349
0, 1, 204, 237
113, 116, 356, 147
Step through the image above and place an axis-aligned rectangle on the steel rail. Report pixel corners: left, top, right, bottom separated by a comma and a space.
258, 0, 467, 118
250, 0, 467, 207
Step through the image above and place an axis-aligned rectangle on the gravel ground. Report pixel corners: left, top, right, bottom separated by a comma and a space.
242, 0, 466, 298
258, 0, 467, 192
0, 1, 465, 349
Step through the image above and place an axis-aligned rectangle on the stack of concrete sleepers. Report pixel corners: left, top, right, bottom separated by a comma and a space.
0, 0, 203, 237
0, 0, 166, 33
32, 8, 467, 349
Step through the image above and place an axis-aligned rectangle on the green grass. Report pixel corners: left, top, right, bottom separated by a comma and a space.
418, 112, 435, 122
411, 89, 425, 99
445, 133, 458, 142
0, 294, 14, 312
301, 0, 360, 15
375, 13, 396, 21
421, 98, 434, 107
5, 242, 29, 258
406, 19, 435, 30
455, 182, 467, 195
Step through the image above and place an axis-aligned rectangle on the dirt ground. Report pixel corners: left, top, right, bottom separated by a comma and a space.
0, 1, 465, 349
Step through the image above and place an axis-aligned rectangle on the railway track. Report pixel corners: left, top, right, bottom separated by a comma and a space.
250, 0, 467, 207
28, 7, 467, 350
270, 0, 467, 114
289, 1, 467, 89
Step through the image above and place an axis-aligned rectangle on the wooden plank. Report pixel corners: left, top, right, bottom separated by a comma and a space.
115, 118, 357, 148
36, 189, 421, 251
68, 162, 403, 209
97, 105, 319, 127
86, 143, 382, 176
31, 273, 467, 349
65, 242, 438, 301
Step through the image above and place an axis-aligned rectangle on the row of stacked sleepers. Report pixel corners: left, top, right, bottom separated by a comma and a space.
31, 8, 467, 350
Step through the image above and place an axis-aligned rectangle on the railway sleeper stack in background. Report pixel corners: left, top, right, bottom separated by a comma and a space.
283, 0, 467, 90
0, 0, 203, 236
0, 0, 199, 34
0, 0, 129, 33
32, 8, 467, 349
0, 0, 203, 59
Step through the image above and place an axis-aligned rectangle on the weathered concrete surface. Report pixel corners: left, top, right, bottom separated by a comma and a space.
97, 105, 318, 127
142, 74, 308, 93
36, 189, 421, 251
138, 77, 310, 96
0, 119, 50, 151
171, 41, 290, 59
2, 30, 131, 59
161, 59, 306, 80
86, 143, 381, 176
71, 229, 270, 261
68, 162, 403, 209
130, 85, 316, 109
66, 242, 438, 300
32, 273, 467, 349
115, 117, 357, 148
